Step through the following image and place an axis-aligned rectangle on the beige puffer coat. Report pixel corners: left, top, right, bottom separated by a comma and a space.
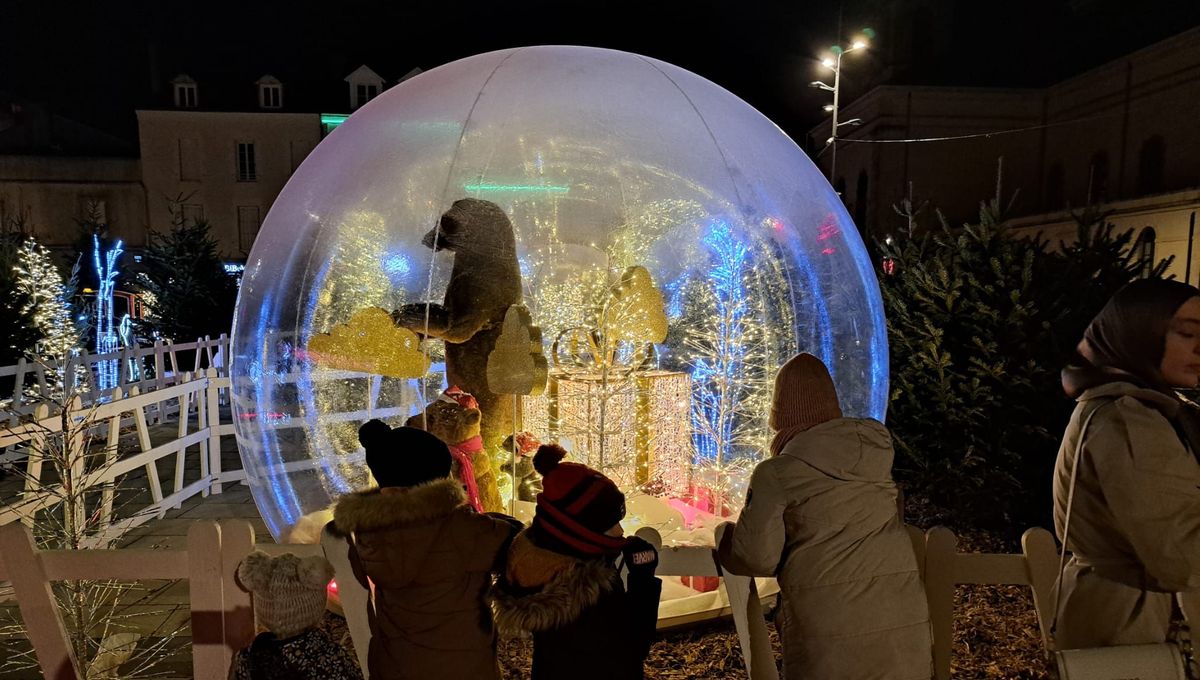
1053, 381, 1200, 649
722, 418, 932, 680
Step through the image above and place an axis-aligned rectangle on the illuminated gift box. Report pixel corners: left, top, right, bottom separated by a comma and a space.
523, 369, 692, 495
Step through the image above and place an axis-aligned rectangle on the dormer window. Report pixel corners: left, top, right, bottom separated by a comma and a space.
173, 75, 198, 108
356, 83, 378, 107
344, 65, 386, 110
258, 75, 283, 109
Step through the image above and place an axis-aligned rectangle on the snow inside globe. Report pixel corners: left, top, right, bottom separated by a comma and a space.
230, 45, 887, 612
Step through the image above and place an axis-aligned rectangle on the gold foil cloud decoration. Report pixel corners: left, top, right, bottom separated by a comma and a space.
307, 306, 430, 378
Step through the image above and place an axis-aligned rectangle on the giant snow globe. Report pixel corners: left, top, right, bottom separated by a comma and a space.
230, 45, 887, 619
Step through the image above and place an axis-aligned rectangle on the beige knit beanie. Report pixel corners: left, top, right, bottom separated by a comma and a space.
770, 353, 843, 432
236, 551, 332, 639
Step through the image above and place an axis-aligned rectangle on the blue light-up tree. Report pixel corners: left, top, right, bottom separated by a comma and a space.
93, 235, 123, 391
660, 217, 798, 512
688, 220, 753, 468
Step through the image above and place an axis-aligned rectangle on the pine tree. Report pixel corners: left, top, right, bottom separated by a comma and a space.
136, 219, 237, 342
879, 189, 1167, 534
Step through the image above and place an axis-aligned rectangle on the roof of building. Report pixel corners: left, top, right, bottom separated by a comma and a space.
0, 91, 137, 157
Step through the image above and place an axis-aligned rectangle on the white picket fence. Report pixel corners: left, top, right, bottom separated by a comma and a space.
0, 369, 238, 544
0, 516, 1062, 680
0, 336, 1066, 679
1, 334, 229, 428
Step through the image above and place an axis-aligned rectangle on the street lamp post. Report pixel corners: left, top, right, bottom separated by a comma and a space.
812, 30, 872, 188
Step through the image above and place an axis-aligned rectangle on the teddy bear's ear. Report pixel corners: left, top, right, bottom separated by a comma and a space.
463, 408, 481, 427
404, 412, 427, 430
237, 551, 273, 592
440, 204, 466, 234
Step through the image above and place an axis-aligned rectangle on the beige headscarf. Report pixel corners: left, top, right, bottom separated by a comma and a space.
769, 353, 843, 456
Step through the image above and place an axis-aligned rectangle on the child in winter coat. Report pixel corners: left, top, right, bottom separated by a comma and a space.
332, 420, 520, 680
229, 551, 362, 680
489, 444, 662, 680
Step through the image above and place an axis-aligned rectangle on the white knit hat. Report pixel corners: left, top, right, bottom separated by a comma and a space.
236, 551, 333, 638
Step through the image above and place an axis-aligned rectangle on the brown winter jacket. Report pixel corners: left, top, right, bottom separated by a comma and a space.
332, 479, 518, 680
1053, 381, 1200, 649
720, 418, 932, 680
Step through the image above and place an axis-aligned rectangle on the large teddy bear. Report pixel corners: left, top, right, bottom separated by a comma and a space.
406, 386, 504, 513
392, 198, 522, 461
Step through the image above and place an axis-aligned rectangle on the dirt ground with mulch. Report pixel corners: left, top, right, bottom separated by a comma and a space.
908, 495, 1053, 680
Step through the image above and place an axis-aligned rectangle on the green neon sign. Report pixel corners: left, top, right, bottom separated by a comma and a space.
321, 113, 349, 128
462, 183, 570, 194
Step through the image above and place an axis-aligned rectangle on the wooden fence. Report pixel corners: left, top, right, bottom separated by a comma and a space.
0, 517, 1062, 680
0, 369, 239, 545
0, 335, 1067, 679
1, 335, 229, 428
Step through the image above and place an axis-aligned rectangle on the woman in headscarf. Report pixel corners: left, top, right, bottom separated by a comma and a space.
1054, 279, 1200, 649
718, 353, 932, 680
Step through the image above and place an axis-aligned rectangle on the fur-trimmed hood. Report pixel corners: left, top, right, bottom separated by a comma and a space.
488, 531, 618, 634
333, 478, 466, 535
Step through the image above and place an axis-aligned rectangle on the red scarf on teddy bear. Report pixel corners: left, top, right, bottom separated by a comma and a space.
439, 386, 485, 512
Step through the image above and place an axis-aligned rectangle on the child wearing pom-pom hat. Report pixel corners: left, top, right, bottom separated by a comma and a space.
333, 420, 521, 680
489, 444, 662, 680
229, 551, 362, 680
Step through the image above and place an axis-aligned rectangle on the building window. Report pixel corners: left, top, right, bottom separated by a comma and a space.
1137, 135, 1166, 196
178, 138, 202, 180
238, 206, 261, 253
290, 140, 313, 173
1088, 151, 1109, 204
855, 170, 869, 233
180, 203, 204, 225
1045, 162, 1065, 211
355, 83, 379, 109
173, 78, 198, 108
237, 142, 257, 182
258, 77, 283, 109
345, 65, 386, 110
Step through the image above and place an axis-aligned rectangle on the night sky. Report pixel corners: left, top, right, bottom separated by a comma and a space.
4, 0, 1199, 145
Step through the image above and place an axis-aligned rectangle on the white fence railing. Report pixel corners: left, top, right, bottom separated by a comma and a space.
1, 334, 230, 426
0, 337, 1064, 679
0, 518, 1061, 680
0, 369, 240, 545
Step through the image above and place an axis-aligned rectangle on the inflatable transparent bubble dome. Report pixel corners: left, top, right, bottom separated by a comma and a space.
231, 45, 888, 541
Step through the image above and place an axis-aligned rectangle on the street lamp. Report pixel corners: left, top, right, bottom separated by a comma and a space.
812, 29, 873, 187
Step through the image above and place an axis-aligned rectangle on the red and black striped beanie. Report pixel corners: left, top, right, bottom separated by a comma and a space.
530, 444, 628, 558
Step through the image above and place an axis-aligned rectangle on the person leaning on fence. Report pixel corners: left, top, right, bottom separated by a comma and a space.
717, 353, 933, 680
1053, 279, 1200, 649
332, 420, 522, 680
229, 551, 363, 680
488, 444, 662, 680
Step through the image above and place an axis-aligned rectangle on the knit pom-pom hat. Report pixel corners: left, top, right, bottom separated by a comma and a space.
236, 551, 333, 639
530, 444, 628, 558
